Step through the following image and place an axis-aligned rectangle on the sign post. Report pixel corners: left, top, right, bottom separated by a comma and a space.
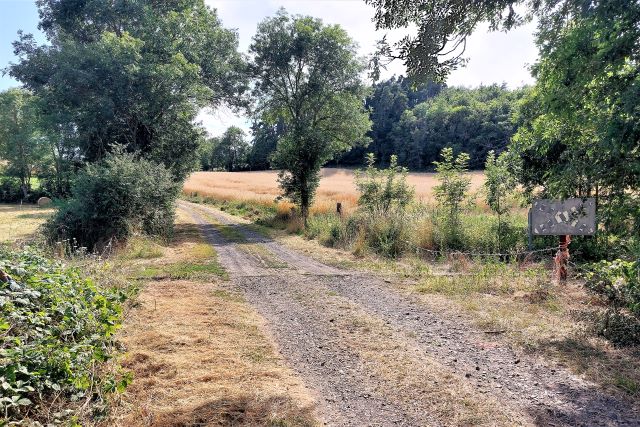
529, 198, 596, 283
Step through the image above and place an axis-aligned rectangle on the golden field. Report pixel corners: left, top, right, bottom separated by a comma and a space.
184, 168, 486, 213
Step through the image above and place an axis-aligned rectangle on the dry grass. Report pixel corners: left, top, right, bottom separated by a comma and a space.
0, 203, 53, 243
110, 280, 318, 426
183, 168, 486, 213
108, 209, 319, 426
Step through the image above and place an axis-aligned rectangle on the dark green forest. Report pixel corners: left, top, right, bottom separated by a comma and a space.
201, 79, 527, 172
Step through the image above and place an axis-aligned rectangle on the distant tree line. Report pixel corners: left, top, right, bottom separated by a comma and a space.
202, 78, 527, 172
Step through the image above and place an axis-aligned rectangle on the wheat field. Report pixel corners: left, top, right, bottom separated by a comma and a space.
183, 168, 486, 213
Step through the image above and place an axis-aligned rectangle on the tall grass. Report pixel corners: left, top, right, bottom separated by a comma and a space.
304, 206, 529, 259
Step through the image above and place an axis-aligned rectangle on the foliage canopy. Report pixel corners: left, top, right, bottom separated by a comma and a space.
10, 0, 248, 181
250, 10, 372, 221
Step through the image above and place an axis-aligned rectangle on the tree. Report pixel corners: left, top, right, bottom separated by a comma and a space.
10, 0, 248, 181
250, 10, 371, 223
0, 89, 49, 197
248, 120, 282, 170
390, 85, 527, 169
211, 126, 250, 171
510, 0, 640, 240
433, 147, 471, 246
355, 153, 414, 215
484, 150, 518, 251
338, 76, 443, 167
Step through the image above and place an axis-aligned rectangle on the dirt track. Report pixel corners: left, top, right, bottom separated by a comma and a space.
179, 201, 639, 426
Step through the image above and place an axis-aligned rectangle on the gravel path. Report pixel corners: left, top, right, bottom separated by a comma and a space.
180, 201, 640, 427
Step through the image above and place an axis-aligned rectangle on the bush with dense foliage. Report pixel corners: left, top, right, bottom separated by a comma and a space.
46, 152, 179, 250
0, 246, 128, 423
584, 259, 640, 346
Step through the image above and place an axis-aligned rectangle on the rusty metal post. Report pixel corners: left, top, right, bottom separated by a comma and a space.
555, 235, 571, 283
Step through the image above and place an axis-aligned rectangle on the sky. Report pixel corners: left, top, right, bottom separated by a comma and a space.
0, 0, 538, 136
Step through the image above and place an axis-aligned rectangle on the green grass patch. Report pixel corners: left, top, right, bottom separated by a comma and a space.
118, 236, 165, 260
184, 194, 278, 225
210, 289, 244, 302
615, 376, 639, 395
133, 260, 227, 281
190, 242, 217, 259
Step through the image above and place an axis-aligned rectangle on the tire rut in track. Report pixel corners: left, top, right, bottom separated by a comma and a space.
179, 202, 640, 427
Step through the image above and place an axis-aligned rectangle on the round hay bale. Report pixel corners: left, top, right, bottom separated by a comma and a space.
37, 196, 52, 207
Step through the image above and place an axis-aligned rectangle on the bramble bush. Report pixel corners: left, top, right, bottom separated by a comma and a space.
45, 151, 180, 250
0, 246, 129, 423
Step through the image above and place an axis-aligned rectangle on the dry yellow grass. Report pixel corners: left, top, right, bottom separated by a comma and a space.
184, 168, 486, 212
108, 209, 319, 426
0, 204, 53, 242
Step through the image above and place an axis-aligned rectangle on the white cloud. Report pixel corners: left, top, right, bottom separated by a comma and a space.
201, 0, 538, 137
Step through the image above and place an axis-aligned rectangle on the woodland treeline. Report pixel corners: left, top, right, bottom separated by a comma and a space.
199, 80, 527, 172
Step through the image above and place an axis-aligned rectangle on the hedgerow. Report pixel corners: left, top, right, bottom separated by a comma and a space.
0, 246, 129, 423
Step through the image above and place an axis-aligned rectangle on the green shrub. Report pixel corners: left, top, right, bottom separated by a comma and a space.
363, 211, 410, 258
433, 148, 471, 247
484, 150, 518, 252
584, 259, 640, 345
0, 176, 23, 202
0, 246, 129, 422
46, 152, 180, 250
355, 153, 414, 215
306, 214, 353, 248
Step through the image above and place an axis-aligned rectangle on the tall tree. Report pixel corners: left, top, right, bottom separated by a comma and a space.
510, 0, 640, 238
211, 126, 250, 172
338, 76, 443, 167
250, 10, 371, 222
10, 0, 248, 181
248, 120, 282, 170
0, 89, 48, 197
390, 85, 527, 169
